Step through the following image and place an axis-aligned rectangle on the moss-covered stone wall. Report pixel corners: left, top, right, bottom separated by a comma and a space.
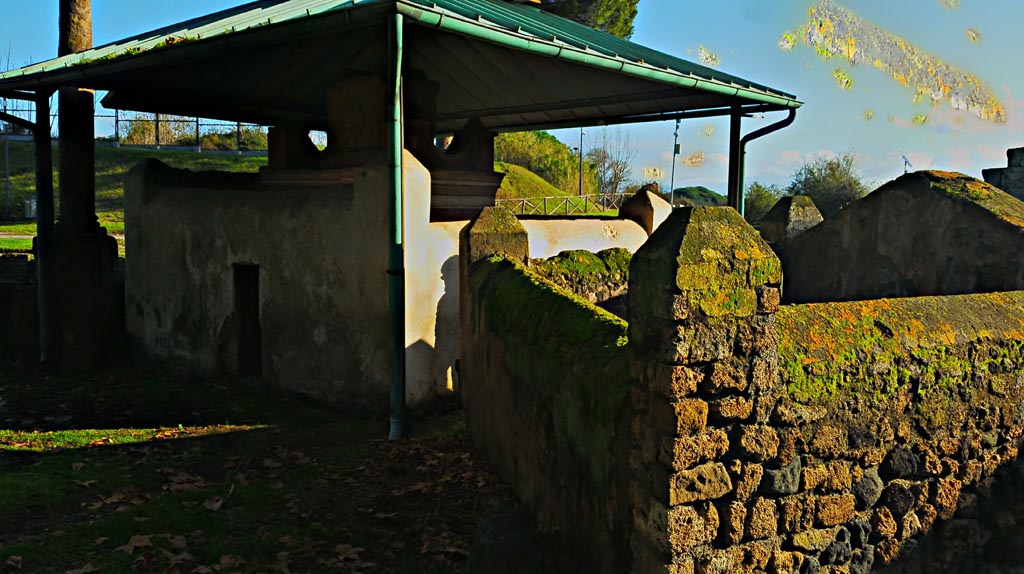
530, 247, 631, 318
462, 253, 632, 574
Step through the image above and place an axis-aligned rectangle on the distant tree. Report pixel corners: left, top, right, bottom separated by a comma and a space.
786, 153, 869, 218
541, 0, 640, 39
587, 129, 636, 196
744, 182, 783, 224
669, 186, 725, 207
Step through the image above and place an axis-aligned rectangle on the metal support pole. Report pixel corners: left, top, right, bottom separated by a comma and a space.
727, 105, 742, 211
154, 113, 160, 148
3, 129, 9, 220
739, 109, 797, 219
669, 118, 680, 207
114, 109, 120, 146
195, 116, 201, 151
236, 121, 242, 155
34, 92, 55, 365
578, 127, 584, 196
387, 13, 406, 441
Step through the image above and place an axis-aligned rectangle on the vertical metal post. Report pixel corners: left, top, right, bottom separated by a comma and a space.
34, 92, 55, 364
578, 127, 584, 196
154, 113, 160, 148
387, 13, 406, 441
236, 121, 242, 155
195, 116, 201, 151
727, 105, 742, 211
3, 130, 9, 220
669, 118, 680, 207
114, 109, 120, 146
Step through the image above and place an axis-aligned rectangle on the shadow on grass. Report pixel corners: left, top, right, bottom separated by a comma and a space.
0, 363, 517, 574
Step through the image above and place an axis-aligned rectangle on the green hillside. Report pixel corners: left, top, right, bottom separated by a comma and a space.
495, 161, 572, 199
670, 185, 726, 207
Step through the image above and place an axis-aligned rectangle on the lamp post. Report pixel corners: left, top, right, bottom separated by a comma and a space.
669, 119, 680, 207
578, 127, 586, 196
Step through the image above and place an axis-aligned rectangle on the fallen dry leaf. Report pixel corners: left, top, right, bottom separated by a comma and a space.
113, 534, 153, 555
71, 462, 85, 471
202, 496, 224, 511
93, 537, 109, 545
335, 544, 364, 562
5, 555, 22, 570
73, 480, 98, 488
64, 563, 100, 574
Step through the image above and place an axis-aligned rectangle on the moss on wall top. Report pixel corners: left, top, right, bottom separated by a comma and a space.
531, 248, 631, 296
907, 170, 1024, 229
776, 291, 1024, 409
470, 253, 629, 494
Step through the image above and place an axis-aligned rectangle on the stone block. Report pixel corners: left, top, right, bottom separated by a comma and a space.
1008, 147, 1024, 168
662, 429, 730, 472
803, 461, 852, 493
720, 500, 747, 545
820, 526, 852, 565
779, 495, 815, 534
880, 446, 919, 480
670, 462, 733, 505
874, 539, 900, 565
849, 546, 874, 574
932, 477, 962, 519
879, 482, 915, 518
815, 494, 856, 527
776, 428, 803, 465
761, 456, 802, 496
809, 426, 848, 458
791, 528, 837, 553
709, 396, 754, 422
851, 467, 883, 510
705, 358, 748, 393
870, 507, 896, 542
757, 286, 781, 314
740, 425, 780, 462
668, 502, 719, 553
746, 497, 779, 540
758, 195, 824, 244
731, 461, 765, 502
651, 397, 708, 437
772, 403, 827, 426
897, 510, 921, 541
769, 550, 804, 574
460, 207, 529, 266
648, 363, 703, 399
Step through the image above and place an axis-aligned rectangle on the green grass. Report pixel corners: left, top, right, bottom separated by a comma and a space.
0, 237, 32, 251
1, 142, 267, 230
495, 161, 571, 199
0, 368, 513, 574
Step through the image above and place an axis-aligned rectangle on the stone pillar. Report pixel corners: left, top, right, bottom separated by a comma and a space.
458, 207, 529, 437
51, 0, 121, 371
758, 195, 824, 245
627, 207, 785, 573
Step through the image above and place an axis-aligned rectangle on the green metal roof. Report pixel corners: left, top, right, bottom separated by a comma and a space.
0, 0, 800, 131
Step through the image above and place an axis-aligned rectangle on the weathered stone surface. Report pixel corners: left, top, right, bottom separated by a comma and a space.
849, 546, 874, 574
898, 510, 921, 541
759, 195, 824, 245
740, 425, 780, 462
851, 468, 883, 510
663, 429, 730, 472
776, 428, 803, 465
669, 502, 719, 553
762, 456, 802, 496
730, 460, 765, 502
847, 518, 870, 550
880, 482, 915, 518
770, 550, 804, 574
720, 501, 747, 545
792, 528, 836, 553
772, 403, 827, 426
880, 447, 919, 480
803, 462, 851, 493
709, 396, 754, 422
757, 286, 782, 314
820, 526, 852, 565
871, 507, 897, 542
801, 555, 821, 574
874, 539, 901, 564
648, 363, 703, 399
779, 495, 816, 534
671, 463, 733, 505
808, 426, 848, 458
706, 359, 748, 393
815, 494, 856, 528
746, 497, 779, 540
653, 398, 708, 437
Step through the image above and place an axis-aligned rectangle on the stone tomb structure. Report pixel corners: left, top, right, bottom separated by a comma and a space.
461, 186, 1024, 573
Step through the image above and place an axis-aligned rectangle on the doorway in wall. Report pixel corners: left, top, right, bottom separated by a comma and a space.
233, 263, 262, 376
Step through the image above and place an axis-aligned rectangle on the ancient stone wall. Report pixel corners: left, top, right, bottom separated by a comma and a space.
462, 251, 632, 574
780, 171, 1024, 303
531, 247, 631, 318
463, 204, 1024, 572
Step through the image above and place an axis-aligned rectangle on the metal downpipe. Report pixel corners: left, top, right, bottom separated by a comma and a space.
33, 91, 55, 365
727, 106, 742, 211
387, 13, 406, 441
738, 109, 797, 217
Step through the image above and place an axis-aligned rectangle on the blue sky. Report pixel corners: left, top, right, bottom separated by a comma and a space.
1, 0, 1021, 192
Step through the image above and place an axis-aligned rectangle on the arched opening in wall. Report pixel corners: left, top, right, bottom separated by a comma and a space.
233, 263, 262, 377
